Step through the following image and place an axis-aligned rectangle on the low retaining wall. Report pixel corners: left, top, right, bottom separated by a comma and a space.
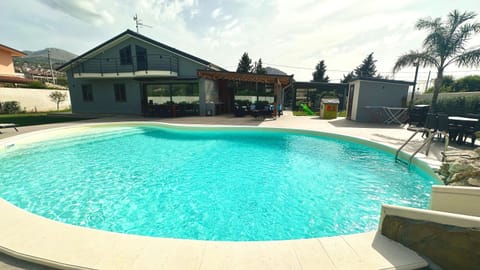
431, 186, 480, 217
0, 87, 71, 112
380, 204, 480, 269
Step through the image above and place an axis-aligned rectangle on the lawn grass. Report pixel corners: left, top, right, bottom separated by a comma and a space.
0, 113, 92, 126
293, 110, 346, 117
293, 111, 320, 116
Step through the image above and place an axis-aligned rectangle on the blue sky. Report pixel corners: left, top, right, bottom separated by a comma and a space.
2, 0, 480, 88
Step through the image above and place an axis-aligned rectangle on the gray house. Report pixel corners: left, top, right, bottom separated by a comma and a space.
346, 78, 413, 122
58, 29, 223, 116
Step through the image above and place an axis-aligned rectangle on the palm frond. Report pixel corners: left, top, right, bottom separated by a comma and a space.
444, 11, 479, 56
392, 51, 438, 73
423, 31, 446, 57
451, 48, 480, 67
416, 17, 441, 30
448, 23, 480, 56
448, 10, 477, 27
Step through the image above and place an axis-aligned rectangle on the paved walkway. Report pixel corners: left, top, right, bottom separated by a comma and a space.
1, 111, 474, 269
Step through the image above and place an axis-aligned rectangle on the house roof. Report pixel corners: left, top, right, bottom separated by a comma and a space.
0, 44, 26, 57
197, 70, 293, 86
0, 75, 32, 84
57, 29, 224, 72
351, 77, 414, 85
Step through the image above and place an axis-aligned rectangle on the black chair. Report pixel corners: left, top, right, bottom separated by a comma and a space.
422, 113, 437, 137
233, 104, 246, 117
462, 121, 479, 146
407, 105, 430, 127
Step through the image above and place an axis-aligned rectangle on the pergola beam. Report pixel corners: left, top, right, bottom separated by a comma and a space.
197, 70, 293, 86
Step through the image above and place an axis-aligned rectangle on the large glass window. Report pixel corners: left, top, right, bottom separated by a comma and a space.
146, 84, 171, 105
81, 84, 93, 102
172, 84, 199, 104
119, 45, 132, 65
136, 45, 147, 70
114, 84, 127, 102
146, 83, 199, 105
234, 82, 274, 104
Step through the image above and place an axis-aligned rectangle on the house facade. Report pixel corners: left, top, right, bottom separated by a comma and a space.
58, 30, 224, 116
0, 44, 31, 84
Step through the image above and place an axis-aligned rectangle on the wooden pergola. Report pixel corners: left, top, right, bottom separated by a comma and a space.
197, 70, 293, 86
197, 70, 293, 117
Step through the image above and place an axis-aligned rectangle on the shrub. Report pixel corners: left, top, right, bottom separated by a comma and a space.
417, 95, 480, 115
26, 80, 48, 89
0, 101, 21, 114
454, 75, 480, 92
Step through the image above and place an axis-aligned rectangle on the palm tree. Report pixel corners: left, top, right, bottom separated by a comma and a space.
393, 10, 480, 112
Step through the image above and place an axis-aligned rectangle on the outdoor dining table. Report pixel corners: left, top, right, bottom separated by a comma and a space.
365, 106, 408, 125
448, 116, 479, 144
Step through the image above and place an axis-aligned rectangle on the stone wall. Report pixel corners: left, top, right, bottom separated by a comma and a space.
381, 215, 480, 269
439, 148, 480, 187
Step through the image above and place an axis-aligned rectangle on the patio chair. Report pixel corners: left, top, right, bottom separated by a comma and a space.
407, 105, 430, 128
462, 121, 479, 146
436, 113, 450, 141
0, 123, 18, 134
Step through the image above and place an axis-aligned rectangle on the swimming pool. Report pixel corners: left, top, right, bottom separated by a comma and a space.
0, 124, 437, 241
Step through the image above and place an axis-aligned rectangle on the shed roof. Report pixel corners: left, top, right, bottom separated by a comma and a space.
321, 98, 340, 104
351, 77, 414, 85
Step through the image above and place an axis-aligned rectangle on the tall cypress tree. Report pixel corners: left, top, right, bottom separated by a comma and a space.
341, 71, 355, 83
312, 60, 330, 82
254, 58, 267, 74
354, 52, 379, 78
236, 52, 253, 73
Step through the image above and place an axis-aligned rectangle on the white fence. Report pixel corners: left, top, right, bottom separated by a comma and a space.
0, 87, 71, 112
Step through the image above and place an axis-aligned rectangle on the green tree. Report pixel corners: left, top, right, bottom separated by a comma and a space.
354, 52, 380, 78
236, 52, 253, 73
341, 71, 354, 83
341, 53, 381, 83
312, 60, 330, 82
254, 58, 267, 74
454, 75, 480, 91
49, 91, 67, 111
393, 10, 480, 112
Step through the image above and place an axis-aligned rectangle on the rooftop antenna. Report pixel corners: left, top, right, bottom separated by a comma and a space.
133, 14, 152, 33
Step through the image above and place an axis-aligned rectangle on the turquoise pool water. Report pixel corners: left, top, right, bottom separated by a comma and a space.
0, 125, 437, 241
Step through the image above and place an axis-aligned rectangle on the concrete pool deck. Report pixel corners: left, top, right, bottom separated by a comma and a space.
1, 111, 469, 269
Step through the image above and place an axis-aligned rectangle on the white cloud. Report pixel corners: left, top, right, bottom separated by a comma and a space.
211, 8, 222, 19
38, 0, 115, 25
4, 0, 480, 83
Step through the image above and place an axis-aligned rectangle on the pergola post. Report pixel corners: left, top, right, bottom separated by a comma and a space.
273, 78, 281, 117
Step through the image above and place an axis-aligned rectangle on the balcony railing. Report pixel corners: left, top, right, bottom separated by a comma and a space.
70, 54, 179, 78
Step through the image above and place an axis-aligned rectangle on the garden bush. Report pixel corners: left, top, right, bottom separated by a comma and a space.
26, 80, 48, 89
0, 101, 21, 114
415, 95, 480, 115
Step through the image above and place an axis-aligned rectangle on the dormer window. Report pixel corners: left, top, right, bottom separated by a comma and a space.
119, 45, 132, 65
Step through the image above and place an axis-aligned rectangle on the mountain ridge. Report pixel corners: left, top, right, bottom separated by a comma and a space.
21, 48, 77, 62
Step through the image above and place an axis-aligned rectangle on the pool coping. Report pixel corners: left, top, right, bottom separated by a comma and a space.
0, 121, 431, 269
